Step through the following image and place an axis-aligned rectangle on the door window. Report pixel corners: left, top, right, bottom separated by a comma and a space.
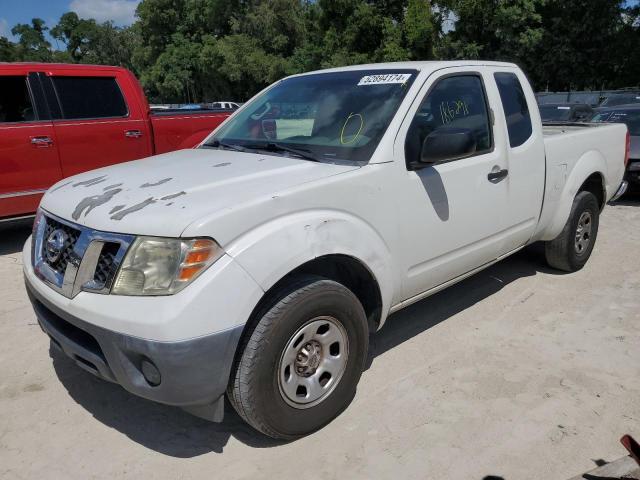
52, 76, 128, 120
494, 72, 533, 147
405, 74, 492, 165
0, 76, 36, 123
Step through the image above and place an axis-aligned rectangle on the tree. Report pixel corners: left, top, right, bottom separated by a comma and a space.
2, 0, 639, 100
403, 0, 436, 60
438, 0, 544, 64
533, 0, 634, 90
0, 37, 17, 62
11, 18, 53, 61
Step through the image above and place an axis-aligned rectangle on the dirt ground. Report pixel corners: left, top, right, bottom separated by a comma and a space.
1, 195, 639, 480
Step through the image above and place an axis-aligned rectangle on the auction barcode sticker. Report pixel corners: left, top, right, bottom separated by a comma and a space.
358, 73, 412, 86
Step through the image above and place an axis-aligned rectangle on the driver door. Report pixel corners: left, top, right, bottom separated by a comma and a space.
395, 70, 510, 301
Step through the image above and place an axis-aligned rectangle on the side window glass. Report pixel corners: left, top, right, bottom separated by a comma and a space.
494, 72, 532, 148
52, 76, 128, 120
405, 75, 492, 166
0, 76, 36, 123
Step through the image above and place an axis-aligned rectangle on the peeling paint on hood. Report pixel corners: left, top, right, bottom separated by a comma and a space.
72, 188, 123, 220
42, 149, 360, 237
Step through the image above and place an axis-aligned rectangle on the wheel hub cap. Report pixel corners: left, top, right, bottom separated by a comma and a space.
295, 341, 323, 377
574, 211, 592, 254
278, 316, 349, 409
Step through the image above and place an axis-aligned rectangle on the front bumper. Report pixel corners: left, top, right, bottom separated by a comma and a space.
26, 278, 243, 419
23, 228, 264, 421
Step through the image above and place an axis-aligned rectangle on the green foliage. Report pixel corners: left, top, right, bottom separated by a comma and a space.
0, 37, 17, 62
50, 12, 136, 68
11, 18, 53, 61
439, 0, 544, 62
2, 0, 639, 100
533, 0, 636, 90
404, 0, 435, 60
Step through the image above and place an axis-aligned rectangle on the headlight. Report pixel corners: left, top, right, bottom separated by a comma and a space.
112, 237, 222, 296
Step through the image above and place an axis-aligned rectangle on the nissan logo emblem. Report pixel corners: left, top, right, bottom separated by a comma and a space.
45, 229, 68, 263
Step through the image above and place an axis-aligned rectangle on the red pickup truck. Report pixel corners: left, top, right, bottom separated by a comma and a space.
0, 63, 231, 221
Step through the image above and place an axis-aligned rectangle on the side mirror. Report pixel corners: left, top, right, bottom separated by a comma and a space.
415, 128, 477, 167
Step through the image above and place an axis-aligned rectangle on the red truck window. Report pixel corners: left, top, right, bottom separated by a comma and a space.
0, 76, 36, 123
52, 76, 128, 120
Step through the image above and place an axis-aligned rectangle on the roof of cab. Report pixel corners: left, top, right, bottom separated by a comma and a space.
299, 60, 519, 76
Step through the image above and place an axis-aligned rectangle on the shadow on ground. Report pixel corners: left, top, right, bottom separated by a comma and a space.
0, 220, 32, 255
49, 245, 564, 458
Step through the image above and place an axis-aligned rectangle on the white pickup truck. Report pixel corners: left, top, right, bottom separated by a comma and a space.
23, 61, 629, 439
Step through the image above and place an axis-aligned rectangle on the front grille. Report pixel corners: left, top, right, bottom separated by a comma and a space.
34, 212, 135, 298
41, 217, 81, 273
94, 242, 121, 286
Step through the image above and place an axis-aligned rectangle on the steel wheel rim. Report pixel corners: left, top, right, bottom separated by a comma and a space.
574, 211, 592, 254
277, 316, 349, 409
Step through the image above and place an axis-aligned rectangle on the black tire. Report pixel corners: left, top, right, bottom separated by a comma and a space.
544, 191, 600, 272
228, 275, 369, 440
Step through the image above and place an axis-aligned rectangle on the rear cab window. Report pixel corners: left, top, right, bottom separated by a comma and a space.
0, 76, 37, 123
52, 76, 128, 120
494, 72, 533, 147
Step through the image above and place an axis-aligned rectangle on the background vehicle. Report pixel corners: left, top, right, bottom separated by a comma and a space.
536, 91, 602, 106
539, 103, 594, 122
0, 63, 232, 221
592, 105, 640, 188
23, 61, 627, 440
599, 92, 640, 108
207, 101, 241, 110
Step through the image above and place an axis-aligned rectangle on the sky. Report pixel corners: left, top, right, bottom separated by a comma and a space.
0, 0, 141, 41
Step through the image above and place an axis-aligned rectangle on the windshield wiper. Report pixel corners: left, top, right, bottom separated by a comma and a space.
205, 139, 248, 153
245, 142, 320, 162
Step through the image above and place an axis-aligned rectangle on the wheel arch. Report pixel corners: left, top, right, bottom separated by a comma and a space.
226, 253, 385, 399
540, 150, 607, 241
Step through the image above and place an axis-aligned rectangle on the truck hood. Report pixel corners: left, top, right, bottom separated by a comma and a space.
41, 149, 360, 237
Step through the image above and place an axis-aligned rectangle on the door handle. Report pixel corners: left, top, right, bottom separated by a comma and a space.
487, 168, 508, 182
125, 129, 143, 138
30, 136, 54, 147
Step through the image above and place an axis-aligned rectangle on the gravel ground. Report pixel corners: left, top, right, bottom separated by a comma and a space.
1, 195, 639, 480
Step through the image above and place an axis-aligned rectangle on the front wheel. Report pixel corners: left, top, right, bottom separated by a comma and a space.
544, 191, 600, 272
228, 275, 369, 439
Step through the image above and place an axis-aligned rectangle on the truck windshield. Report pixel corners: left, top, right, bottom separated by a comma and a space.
204, 70, 417, 163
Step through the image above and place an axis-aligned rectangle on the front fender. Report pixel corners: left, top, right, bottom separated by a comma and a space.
541, 150, 607, 241
224, 210, 397, 326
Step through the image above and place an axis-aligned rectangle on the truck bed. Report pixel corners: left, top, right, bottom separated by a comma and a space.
532, 121, 627, 241
542, 122, 603, 136
149, 110, 231, 154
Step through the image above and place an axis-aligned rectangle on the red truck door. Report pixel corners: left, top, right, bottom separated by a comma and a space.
43, 68, 152, 177
0, 71, 62, 219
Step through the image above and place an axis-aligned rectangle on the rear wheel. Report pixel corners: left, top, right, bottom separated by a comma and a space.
544, 191, 600, 272
228, 275, 369, 439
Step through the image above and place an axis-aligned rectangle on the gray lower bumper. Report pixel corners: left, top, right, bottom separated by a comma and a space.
25, 278, 243, 421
